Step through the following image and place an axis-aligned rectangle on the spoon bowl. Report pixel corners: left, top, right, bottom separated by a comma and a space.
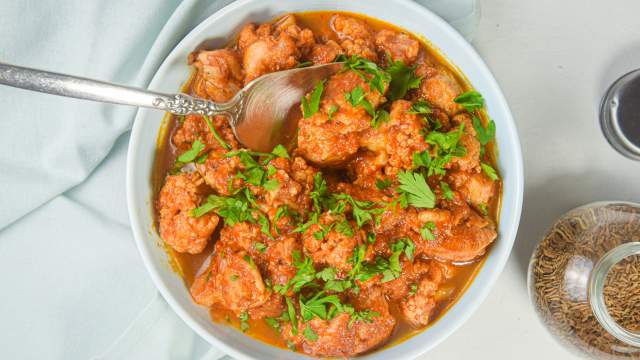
231, 62, 342, 151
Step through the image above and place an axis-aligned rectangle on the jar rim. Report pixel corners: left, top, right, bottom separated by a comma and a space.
589, 242, 640, 347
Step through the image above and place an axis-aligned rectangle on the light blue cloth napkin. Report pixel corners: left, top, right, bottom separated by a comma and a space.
0, 1, 477, 359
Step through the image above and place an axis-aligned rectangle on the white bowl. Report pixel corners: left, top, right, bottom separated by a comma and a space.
126, 0, 524, 358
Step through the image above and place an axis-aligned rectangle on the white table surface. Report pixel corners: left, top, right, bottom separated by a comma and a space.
1, 1, 639, 359
425, 1, 640, 359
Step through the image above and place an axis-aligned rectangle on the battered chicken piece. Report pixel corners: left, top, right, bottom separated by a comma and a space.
400, 261, 451, 327
273, 14, 316, 55
172, 114, 238, 153
265, 236, 301, 289
282, 287, 396, 357
261, 157, 314, 214
445, 124, 481, 172
297, 71, 386, 166
238, 15, 314, 83
346, 150, 387, 190
374, 29, 420, 65
360, 100, 428, 176
309, 40, 343, 64
190, 249, 269, 313
195, 153, 243, 196
303, 212, 361, 273
447, 170, 496, 208
416, 63, 464, 116
156, 173, 219, 254
189, 49, 244, 102
331, 14, 377, 61
418, 193, 497, 262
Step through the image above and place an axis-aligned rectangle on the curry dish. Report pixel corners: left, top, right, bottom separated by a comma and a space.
153, 11, 501, 357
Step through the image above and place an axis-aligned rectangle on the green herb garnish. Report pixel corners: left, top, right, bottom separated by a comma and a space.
271, 144, 290, 159
177, 139, 205, 163
408, 100, 432, 115
481, 162, 499, 181
420, 221, 436, 241
454, 90, 484, 112
440, 181, 454, 200
327, 104, 338, 120
397, 171, 435, 209
202, 115, 231, 150
302, 80, 325, 118
386, 60, 422, 101
345, 86, 375, 117
239, 311, 250, 332
375, 177, 392, 190
303, 324, 318, 341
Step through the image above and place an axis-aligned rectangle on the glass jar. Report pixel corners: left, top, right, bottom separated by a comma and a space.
528, 202, 640, 359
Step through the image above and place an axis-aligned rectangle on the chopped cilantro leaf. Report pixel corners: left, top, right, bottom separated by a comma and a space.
375, 177, 392, 190
420, 221, 436, 241
481, 162, 499, 180
472, 116, 496, 146
366, 232, 377, 244
324, 279, 352, 292
335, 219, 354, 237
271, 144, 290, 159
303, 324, 318, 341
407, 100, 432, 115
243, 254, 257, 269
195, 152, 209, 164
262, 178, 280, 191
202, 115, 231, 150
332, 193, 384, 227
253, 242, 267, 253
337, 55, 390, 94
310, 172, 330, 212
412, 150, 431, 169
257, 213, 272, 238
296, 61, 313, 68
409, 283, 418, 296
348, 309, 380, 328
177, 139, 205, 163
371, 109, 390, 128
454, 90, 484, 112
276, 251, 316, 295
345, 86, 375, 117
239, 311, 250, 332
190, 192, 257, 225
265, 317, 281, 332
315, 267, 337, 282
313, 223, 334, 240
397, 171, 435, 208
327, 104, 338, 120
285, 297, 298, 335
299, 292, 345, 321
386, 59, 422, 101
440, 181, 454, 200
302, 80, 325, 118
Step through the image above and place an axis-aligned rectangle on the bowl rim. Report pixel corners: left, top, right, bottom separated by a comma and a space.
126, 0, 524, 359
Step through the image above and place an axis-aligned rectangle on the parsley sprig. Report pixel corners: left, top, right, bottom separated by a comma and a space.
203, 115, 231, 150
397, 171, 435, 209
454, 91, 484, 112
386, 60, 422, 101
302, 80, 325, 118
415, 124, 466, 176
337, 54, 390, 95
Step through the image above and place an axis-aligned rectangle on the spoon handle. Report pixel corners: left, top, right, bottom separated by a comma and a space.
0, 62, 235, 116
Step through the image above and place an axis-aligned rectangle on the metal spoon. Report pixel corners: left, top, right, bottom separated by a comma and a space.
0, 62, 342, 152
